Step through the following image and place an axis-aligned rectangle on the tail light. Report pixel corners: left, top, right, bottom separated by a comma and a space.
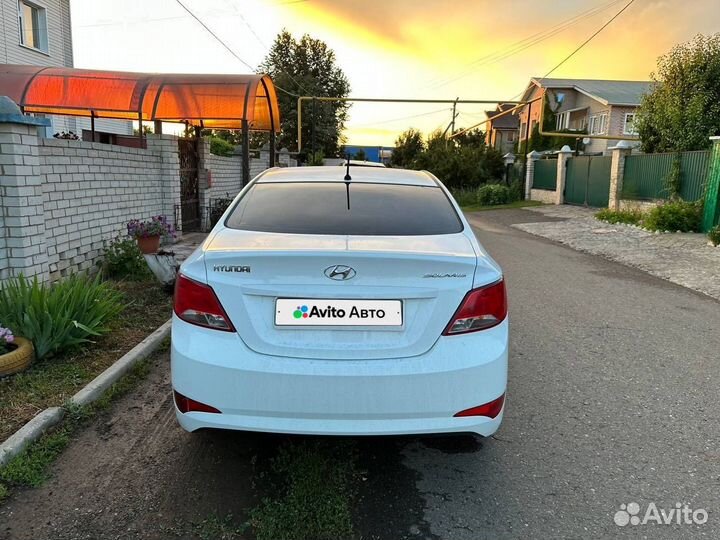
174, 274, 235, 331
174, 390, 221, 414
454, 393, 505, 418
443, 279, 507, 335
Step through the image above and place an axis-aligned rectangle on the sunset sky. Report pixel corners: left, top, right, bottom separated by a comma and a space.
70, 0, 718, 146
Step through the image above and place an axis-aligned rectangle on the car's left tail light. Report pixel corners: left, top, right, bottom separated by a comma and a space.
174, 274, 235, 331
443, 279, 507, 335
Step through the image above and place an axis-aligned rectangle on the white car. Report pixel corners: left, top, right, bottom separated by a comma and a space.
171, 166, 508, 436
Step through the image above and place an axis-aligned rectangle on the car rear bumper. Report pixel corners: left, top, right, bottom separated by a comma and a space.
170, 315, 508, 436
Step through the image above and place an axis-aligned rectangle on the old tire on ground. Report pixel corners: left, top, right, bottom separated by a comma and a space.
0, 337, 35, 377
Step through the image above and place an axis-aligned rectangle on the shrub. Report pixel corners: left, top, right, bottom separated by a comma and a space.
209, 136, 235, 157
450, 188, 479, 208
508, 179, 524, 203
102, 236, 152, 280
708, 225, 720, 246
595, 207, 644, 225
476, 184, 511, 206
209, 194, 235, 228
643, 200, 703, 232
0, 274, 124, 360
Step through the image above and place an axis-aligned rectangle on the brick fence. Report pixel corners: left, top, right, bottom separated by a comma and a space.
0, 109, 296, 283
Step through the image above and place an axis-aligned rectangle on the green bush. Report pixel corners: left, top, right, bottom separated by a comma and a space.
643, 200, 703, 232
508, 179, 524, 203
209, 136, 235, 157
102, 237, 151, 280
450, 188, 479, 207
595, 207, 644, 225
0, 274, 124, 360
476, 184, 511, 206
708, 225, 720, 246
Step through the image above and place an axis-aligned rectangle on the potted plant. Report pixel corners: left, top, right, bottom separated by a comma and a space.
127, 215, 176, 254
0, 324, 34, 377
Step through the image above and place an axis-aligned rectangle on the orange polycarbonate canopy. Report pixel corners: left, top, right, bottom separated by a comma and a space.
0, 64, 280, 131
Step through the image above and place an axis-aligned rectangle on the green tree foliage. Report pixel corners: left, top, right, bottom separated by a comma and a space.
258, 30, 351, 157
353, 148, 367, 161
392, 128, 505, 189
636, 34, 720, 153
390, 128, 425, 168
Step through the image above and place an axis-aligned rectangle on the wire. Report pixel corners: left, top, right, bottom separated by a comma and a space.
348, 107, 452, 129
425, 0, 625, 90
537, 0, 638, 83
174, 0, 306, 97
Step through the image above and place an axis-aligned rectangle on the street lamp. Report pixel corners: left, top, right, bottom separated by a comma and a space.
503, 152, 516, 185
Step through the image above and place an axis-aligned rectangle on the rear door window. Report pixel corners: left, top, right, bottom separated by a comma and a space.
225, 182, 463, 236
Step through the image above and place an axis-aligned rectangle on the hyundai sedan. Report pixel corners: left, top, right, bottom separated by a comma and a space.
171, 166, 508, 436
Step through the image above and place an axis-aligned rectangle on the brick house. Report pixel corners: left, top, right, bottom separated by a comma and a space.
0, 0, 131, 140
516, 77, 653, 154
485, 103, 519, 155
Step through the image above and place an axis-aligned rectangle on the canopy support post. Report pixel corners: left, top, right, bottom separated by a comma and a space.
242, 119, 250, 185
90, 111, 95, 142
269, 131, 276, 168
153, 120, 163, 134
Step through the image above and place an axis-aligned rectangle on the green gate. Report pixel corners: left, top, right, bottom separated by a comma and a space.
565, 156, 612, 207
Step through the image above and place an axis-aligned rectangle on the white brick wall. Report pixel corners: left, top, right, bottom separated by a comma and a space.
38, 137, 172, 280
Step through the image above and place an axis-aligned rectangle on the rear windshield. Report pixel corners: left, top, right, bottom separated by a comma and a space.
225, 181, 463, 236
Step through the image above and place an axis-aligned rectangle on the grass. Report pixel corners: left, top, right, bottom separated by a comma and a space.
595, 207, 644, 226
0, 279, 172, 442
0, 355, 157, 503
462, 199, 543, 212
193, 513, 248, 540
251, 440, 358, 540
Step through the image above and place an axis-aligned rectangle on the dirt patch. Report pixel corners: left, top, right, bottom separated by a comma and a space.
0, 280, 173, 442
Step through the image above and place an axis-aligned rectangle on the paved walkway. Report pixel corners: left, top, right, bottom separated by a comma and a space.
512, 205, 720, 301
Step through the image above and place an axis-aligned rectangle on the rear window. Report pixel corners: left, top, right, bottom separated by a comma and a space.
225, 182, 463, 236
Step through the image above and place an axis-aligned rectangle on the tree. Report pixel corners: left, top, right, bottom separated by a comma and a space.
353, 148, 367, 161
636, 34, 720, 153
390, 128, 425, 168
258, 30, 351, 157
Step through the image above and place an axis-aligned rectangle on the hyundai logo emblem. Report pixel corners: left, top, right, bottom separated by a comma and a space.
324, 265, 356, 281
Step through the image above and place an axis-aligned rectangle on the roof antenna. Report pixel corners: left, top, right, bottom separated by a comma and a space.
344, 153, 351, 210
344, 153, 352, 181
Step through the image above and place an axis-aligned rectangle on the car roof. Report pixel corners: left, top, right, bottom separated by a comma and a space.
256, 166, 438, 187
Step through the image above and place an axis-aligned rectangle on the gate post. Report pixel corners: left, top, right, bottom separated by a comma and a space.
555, 145, 573, 205
525, 151, 541, 200
702, 136, 720, 232
608, 140, 633, 211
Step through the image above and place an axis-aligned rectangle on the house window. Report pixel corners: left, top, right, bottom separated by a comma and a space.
506, 130, 515, 143
589, 113, 608, 135
520, 122, 527, 138
18, 1, 48, 53
623, 113, 638, 135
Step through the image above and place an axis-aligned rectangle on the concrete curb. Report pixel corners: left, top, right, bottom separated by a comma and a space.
0, 318, 172, 468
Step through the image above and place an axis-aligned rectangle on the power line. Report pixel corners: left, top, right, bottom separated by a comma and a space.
537, 0, 638, 84
425, 0, 625, 91
174, 0, 305, 97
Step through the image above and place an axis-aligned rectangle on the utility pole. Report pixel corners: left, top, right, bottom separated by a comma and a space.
450, 97, 459, 136
311, 97, 317, 159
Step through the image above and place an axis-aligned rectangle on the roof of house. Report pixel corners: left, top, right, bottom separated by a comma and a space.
485, 103, 520, 129
525, 77, 653, 106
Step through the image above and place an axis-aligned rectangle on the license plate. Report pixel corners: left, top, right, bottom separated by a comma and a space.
275, 299, 403, 327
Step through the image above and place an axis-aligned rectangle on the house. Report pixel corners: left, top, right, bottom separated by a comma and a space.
516, 77, 653, 154
485, 103, 519, 154
0, 0, 131, 140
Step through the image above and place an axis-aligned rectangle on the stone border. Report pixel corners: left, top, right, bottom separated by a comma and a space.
0, 319, 172, 467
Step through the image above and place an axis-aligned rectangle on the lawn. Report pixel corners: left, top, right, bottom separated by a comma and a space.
0, 280, 173, 442
461, 200, 544, 213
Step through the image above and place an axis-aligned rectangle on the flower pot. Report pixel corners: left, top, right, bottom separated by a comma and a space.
0, 337, 34, 377
136, 235, 161, 254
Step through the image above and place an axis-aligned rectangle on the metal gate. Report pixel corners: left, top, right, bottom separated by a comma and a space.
565, 155, 611, 207
178, 137, 200, 232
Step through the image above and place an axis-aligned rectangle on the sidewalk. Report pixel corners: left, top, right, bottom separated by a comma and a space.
512, 206, 720, 302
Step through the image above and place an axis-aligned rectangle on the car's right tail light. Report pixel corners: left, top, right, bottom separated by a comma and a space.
174, 274, 235, 331
443, 279, 507, 335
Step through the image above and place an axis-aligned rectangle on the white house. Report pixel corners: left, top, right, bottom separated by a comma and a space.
0, 0, 131, 139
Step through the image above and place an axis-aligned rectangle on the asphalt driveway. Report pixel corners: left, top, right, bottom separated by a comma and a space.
1, 208, 719, 539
